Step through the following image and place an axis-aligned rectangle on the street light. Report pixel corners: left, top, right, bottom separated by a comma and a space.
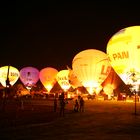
129, 72, 137, 115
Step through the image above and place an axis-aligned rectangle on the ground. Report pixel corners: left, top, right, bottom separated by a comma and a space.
0, 99, 140, 140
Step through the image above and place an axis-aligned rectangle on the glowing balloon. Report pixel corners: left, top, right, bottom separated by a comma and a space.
0, 66, 20, 87
102, 68, 122, 90
103, 84, 114, 99
56, 70, 71, 92
20, 66, 39, 90
106, 26, 140, 86
72, 49, 111, 94
39, 67, 58, 92
68, 68, 83, 88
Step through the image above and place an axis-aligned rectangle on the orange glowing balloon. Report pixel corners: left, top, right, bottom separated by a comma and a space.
68, 69, 82, 88
39, 67, 58, 92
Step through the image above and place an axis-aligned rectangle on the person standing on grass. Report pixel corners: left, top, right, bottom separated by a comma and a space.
79, 97, 85, 112
74, 99, 79, 112
59, 91, 66, 117
59, 98, 66, 117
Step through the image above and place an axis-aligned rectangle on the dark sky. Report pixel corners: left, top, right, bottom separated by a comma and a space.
0, 1, 140, 71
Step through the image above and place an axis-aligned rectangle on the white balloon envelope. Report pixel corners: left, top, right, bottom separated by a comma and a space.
72, 49, 111, 93
20, 66, 39, 90
39, 67, 58, 92
106, 26, 140, 85
0, 65, 20, 87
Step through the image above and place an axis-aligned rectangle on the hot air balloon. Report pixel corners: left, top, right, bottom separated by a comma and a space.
102, 68, 123, 98
56, 69, 71, 92
106, 26, 140, 89
20, 66, 39, 90
0, 65, 19, 87
72, 49, 111, 94
39, 67, 58, 93
68, 68, 83, 89
106, 26, 140, 114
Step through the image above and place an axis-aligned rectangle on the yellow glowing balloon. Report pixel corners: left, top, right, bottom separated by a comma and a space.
106, 26, 140, 85
0, 66, 20, 87
56, 70, 71, 91
72, 49, 111, 94
39, 67, 58, 92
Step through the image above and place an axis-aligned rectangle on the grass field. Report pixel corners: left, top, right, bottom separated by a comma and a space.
0, 99, 140, 140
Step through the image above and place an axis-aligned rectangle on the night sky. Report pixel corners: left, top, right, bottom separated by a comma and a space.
0, 1, 139, 71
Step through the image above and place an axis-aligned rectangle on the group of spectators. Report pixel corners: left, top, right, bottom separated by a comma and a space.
73, 96, 85, 112
53, 92, 85, 117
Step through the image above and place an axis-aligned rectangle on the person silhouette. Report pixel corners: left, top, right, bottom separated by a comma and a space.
74, 99, 79, 112
59, 98, 66, 116
79, 97, 85, 112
